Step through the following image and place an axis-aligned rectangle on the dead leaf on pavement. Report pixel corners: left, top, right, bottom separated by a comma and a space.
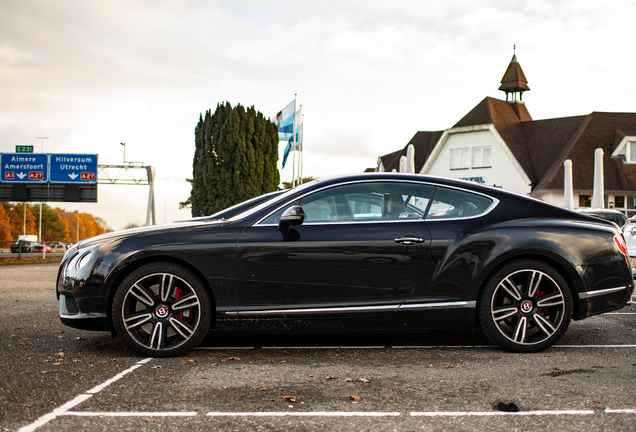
349, 395, 361, 401
325, 375, 338, 380
359, 377, 371, 383
283, 396, 297, 403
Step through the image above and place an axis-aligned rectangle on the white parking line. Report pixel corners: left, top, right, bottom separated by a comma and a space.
64, 411, 198, 417
59, 409, 636, 418
206, 411, 401, 417
17, 358, 152, 432
410, 409, 596, 416
261, 346, 385, 350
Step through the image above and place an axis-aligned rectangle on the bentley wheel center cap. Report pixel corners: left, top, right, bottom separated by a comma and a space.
520, 300, 533, 314
156, 305, 170, 319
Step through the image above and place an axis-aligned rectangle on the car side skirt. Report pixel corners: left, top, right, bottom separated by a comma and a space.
224, 301, 476, 317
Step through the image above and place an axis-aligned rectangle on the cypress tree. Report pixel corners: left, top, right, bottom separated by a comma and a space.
187, 102, 280, 217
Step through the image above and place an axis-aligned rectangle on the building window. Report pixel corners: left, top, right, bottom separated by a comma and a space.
579, 195, 591, 207
472, 147, 491, 168
450, 148, 469, 169
629, 142, 636, 162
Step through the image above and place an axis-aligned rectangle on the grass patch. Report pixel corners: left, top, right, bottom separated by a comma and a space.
0, 256, 62, 266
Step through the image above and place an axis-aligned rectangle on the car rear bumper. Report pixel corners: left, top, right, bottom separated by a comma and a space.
576, 285, 634, 319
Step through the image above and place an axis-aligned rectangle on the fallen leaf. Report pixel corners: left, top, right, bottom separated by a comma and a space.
41, 371, 49, 375
160, 377, 166, 379
0, 375, 7, 378
343, 378, 353, 382
359, 377, 371, 383
151, 365, 162, 369
437, 365, 455, 369
325, 375, 338, 380
349, 395, 361, 401
21, 404, 31, 408
75, 337, 83, 340
219, 355, 227, 358
210, 363, 218, 366
187, 359, 198, 363
271, 399, 280, 402
222, 386, 231, 389
283, 396, 297, 403
180, 398, 187, 401
260, 388, 268, 391
144, 419, 155, 423
54, 352, 65, 358
593, 400, 603, 404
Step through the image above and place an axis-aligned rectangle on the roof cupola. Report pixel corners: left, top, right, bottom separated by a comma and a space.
499, 45, 530, 102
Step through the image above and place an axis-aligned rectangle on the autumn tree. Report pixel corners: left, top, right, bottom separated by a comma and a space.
0, 204, 11, 242
183, 102, 280, 216
28, 204, 68, 242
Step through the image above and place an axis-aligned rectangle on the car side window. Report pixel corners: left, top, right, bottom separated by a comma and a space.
426, 187, 493, 219
258, 181, 434, 225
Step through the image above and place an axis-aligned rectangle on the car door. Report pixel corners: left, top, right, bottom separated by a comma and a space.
234, 180, 434, 317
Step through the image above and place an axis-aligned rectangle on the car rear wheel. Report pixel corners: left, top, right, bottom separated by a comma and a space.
112, 262, 212, 357
478, 259, 572, 352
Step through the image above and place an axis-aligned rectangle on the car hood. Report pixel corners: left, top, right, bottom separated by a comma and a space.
76, 219, 229, 249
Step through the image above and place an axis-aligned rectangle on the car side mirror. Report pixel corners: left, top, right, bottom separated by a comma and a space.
279, 206, 305, 233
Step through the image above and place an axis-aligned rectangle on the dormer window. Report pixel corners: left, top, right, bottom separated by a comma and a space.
611, 135, 636, 164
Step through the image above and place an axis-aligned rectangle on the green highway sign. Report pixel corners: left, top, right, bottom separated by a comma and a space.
15, 145, 34, 153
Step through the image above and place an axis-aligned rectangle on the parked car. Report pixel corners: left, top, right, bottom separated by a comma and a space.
575, 207, 627, 228
57, 173, 634, 357
10, 241, 38, 253
622, 217, 636, 278
30, 245, 55, 254
176, 189, 286, 223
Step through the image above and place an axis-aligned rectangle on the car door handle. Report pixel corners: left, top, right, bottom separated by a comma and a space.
394, 236, 425, 245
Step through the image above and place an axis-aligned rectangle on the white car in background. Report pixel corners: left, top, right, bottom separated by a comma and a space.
622, 217, 636, 278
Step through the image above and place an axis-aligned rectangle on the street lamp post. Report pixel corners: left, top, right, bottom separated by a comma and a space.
36, 137, 48, 259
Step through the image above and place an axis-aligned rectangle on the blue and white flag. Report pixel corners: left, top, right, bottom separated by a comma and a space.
282, 120, 302, 169
276, 100, 295, 141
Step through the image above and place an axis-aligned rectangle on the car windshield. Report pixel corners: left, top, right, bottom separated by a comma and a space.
229, 180, 319, 222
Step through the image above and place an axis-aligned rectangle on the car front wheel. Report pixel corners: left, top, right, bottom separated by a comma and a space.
112, 262, 212, 357
478, 259, 572, 352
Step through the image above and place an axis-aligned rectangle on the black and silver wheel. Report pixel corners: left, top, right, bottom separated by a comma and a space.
112, 262, 212, 357
478, 260, 572, 352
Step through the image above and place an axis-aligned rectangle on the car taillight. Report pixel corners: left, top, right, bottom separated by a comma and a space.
615, 233, 628, 255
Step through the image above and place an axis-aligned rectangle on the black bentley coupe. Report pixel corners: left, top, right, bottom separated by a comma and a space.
57, 173, 634, 357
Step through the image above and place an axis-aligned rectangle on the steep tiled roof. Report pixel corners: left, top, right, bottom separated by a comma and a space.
380, 131, 443, 173
537, 113, 636, 192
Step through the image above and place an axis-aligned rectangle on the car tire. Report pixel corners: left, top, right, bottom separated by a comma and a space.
112, 262, 212, 357
478, 259, 572, 353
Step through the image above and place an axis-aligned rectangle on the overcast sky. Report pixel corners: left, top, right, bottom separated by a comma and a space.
2, 0, 635, 230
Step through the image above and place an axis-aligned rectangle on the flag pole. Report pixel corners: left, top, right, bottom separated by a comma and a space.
296, 105, 303, 186
291, 94, 297, 187
298, 113, 304, 184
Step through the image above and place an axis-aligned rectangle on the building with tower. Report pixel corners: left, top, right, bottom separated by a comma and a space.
375, 52, 636, 217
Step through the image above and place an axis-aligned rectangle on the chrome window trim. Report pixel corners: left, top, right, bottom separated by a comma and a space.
253, 179, 498, 227
578, 286, 629, 299
223, 300, 476, 317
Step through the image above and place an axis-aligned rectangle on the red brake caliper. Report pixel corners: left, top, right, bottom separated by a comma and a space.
174, 287, 193, 323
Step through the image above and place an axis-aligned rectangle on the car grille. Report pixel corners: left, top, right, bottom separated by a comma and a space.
65, 296, 80, 315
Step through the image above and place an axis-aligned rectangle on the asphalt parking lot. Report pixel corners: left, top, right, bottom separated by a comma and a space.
0, 264, 635, 431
